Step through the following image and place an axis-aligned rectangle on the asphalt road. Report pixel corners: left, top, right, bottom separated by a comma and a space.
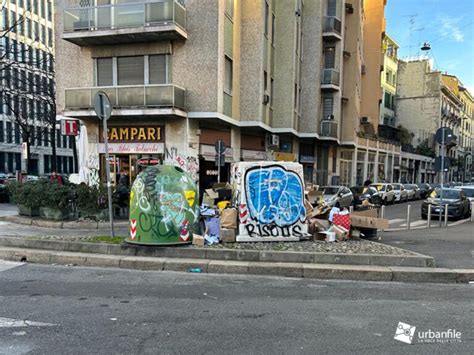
0, 263, 472, 354
380, 223, 474, 269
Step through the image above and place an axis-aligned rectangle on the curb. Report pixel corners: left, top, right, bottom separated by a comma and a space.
0, 247, 471, 284
4, 215, 128, 230
0, 236, 436, 268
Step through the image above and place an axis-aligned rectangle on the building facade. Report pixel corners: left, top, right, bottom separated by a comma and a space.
56, 0, 402, 190
396, 59, 469, 182
0, 0, 74, 176
379, 34, 398, 127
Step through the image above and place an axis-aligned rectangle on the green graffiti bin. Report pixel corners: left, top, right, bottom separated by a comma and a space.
126, 165, 199, 245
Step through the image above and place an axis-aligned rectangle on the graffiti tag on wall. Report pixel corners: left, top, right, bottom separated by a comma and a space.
164, 146, 199, 184
233, 162, 308, 242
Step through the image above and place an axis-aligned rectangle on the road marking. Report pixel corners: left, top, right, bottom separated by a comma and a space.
0, 261, 24, 273
388, 219, 405, 225
0, 317, 56, 328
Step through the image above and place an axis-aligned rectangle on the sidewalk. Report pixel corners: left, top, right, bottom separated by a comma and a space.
380, 222, 473, 269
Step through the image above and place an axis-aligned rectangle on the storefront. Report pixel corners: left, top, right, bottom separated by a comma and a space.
98, 125, 165, 186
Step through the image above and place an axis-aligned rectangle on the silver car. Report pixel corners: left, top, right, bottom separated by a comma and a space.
321, 186, 354, 208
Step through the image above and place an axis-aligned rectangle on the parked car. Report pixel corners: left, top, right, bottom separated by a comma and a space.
458, 187, 474, 203
0, 183, 9, 203
421, 188, 471, 220
350, 186, 383, 207
321, 186, 354, 208
370, 183, 395, 204
418, 183, 432, 199
0, 173, 8, 185
404, 184, 421, 200
392, 183, 408, 202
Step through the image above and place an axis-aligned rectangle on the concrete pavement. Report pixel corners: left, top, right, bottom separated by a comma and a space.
0, 263, 472, 354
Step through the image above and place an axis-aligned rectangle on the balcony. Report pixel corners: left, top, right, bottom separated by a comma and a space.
64, 84, 186, 118
63, 0, 187, 46
321, 69, 340, 91
322, 16, 342, 41
378, 124, 401, 143
320, 120, 338, 139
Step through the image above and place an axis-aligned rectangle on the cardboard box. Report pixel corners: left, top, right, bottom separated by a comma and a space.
192, 234, 205, 246
333, 225, 349, 241
312, 232, 328, 241
304, 199, 314, 217
353, 208, 378, 218
351, 215, 389, 230
220, 228, 236, 243
351, 229, 362, 238
307, 190, 323, 205
311, 218, 330, 231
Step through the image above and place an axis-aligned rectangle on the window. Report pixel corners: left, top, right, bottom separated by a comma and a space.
97, 58, 113, 86
264, 71, 268, 93
224, 56, 233, 94
322, 96, 334, 119
117, 56, 145, 85
327, 0, 337, 16
271, 14, 275, 45
264, 1, 269, 36
149, 55, 167, 84
14, 123, 20, 144
0, 122, 3, 143
270, 78, 274, 106
6, 122, 12, 143
324, 46, 336, 68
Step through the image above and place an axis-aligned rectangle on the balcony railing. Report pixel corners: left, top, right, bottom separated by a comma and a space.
65, 84, 186, 112
321, 69, 340, 88
323, 16, 342, 39
63, 0, 186, 44
320, 120, 338, 138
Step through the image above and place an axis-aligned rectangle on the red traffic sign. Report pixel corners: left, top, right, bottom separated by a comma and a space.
61, 119, 78, 136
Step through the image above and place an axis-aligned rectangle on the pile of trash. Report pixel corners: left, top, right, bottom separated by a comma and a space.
193, 183, 238, 246
305, 185, 389, 242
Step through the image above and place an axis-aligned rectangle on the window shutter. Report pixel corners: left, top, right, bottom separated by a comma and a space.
149, 55, 167, 84
97, 58, 113, 86
117, 56, 144, 86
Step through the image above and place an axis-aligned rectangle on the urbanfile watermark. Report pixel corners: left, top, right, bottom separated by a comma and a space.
394, 322, 462, 345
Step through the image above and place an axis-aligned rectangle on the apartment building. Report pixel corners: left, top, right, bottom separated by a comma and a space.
338, 0, 401, 186
379, 33, 398, 127
0, 0, 74, 176
56, 0, 402, 190
396, 59, 466, 182
459, 86, 473, 181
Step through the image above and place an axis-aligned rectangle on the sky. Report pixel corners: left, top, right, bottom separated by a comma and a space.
385, 0, 474, 93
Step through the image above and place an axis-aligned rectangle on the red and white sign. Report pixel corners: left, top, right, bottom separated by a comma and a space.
130, 219, 137, 240
61, 119, 79, 136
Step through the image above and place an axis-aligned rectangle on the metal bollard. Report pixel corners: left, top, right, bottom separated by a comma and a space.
427, 204, 431, 228
444, 204, 449, 227
471, 202, 474, 223
349, 205, 354, 214
381, 205, 386, 219
406, 204, 411, 230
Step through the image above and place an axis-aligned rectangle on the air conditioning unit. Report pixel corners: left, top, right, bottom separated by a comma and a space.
325, 114, 335, 121
345, 3, 354, 13
267, 134, 280, 147
263, 94, 270, 105
361, 64, 366, 74
360, 116, 371, 124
